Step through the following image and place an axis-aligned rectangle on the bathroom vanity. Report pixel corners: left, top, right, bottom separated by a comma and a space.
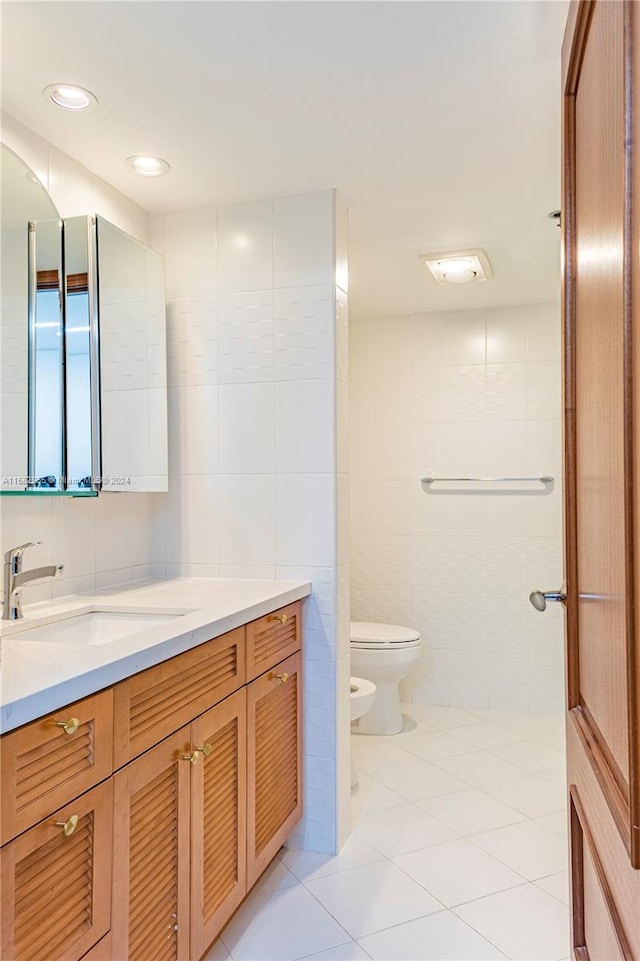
0, 577, 310, 961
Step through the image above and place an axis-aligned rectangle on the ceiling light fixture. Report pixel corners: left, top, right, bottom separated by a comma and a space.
125, 155, 170, 177
420, 249, 492, 286
43, 84, 97, 112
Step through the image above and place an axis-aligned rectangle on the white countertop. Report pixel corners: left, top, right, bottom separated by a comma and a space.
0, 577, 311, 734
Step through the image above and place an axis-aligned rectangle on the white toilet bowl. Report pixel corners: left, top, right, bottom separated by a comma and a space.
350, 622, 421, 735
350, 676, 377, 787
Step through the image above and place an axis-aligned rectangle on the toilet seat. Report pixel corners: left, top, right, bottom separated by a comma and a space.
350, 621, 421, 650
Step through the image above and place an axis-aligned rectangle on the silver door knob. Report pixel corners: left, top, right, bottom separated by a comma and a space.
529, 589, 567, 612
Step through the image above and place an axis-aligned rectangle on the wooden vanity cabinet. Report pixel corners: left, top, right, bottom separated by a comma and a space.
111, 728, 191, 961
112, 688, 250, 961
0, 601, 303, 961
112, 627, 245, 768
190, 688, 247, 959
80, 934, 112, 961
247, 651, 303, 887
0, 690, 113, 846
1, 780, 113, 961
246, 602, 302, 681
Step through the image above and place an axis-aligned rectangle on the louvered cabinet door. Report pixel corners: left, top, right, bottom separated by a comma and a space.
1, 690, 113, 844
246, 602, 301, 681
0, 780, 112, 961
79, 933, 111, 960
190, 688, 247, 958
111, 728, 191, 961
246, 652, 302, 887
113, 628, 245, 767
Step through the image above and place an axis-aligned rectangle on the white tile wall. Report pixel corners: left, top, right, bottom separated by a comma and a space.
350, 303, 565, 714
1, 113, 350, 854
0, 112, 162, 598
154, 190, 349, 854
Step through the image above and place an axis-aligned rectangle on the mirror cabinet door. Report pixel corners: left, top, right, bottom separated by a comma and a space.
1, 141, 168, 497
63, 216, 99, 492
96, 216, 168, 492
31, 218, 65, 491
1, 144, 61, 493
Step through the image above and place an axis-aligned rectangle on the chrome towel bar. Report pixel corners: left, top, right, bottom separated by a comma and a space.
421, 475, 554, 486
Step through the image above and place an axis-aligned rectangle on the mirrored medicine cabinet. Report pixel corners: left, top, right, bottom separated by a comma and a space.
0, 144, 168, 495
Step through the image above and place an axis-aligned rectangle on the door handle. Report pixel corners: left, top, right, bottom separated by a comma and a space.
529, 589, 567, 612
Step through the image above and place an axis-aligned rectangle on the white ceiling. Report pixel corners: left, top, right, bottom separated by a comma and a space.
1, 1, 567, 318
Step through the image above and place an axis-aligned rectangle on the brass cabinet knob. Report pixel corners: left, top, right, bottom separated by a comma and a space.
194, 743, 213, 757
55, 717, 80, 735
180, 750, 200, 765
55, 814, 79, 837
269, 671, 289, 683
269, 613, 287, 624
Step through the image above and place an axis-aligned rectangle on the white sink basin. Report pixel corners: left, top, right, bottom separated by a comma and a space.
8, 608, 189, 646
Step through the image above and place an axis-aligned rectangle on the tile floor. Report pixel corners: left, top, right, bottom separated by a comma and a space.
209, 704, 570, 961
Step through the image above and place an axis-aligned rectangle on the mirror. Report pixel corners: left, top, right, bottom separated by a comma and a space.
62, 216, 94, 492
0, 145, 168, 494
0, 146, 62, 492
31, 219, 65, 489
60, 215, 169, 492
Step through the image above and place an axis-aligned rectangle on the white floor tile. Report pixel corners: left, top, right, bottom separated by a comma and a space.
398, 730, 477, 762
351, 772, 407, 818
301, 943, 372, 961
471, 820, 568, 881
388, 716, 440, 742
454, 883, 570, 960
453, 721, 529, 749
393, 838, 525, 907
373, 759, 469, 800
221, 884, 350, 961
535, 811, 569, 837
202, 939, 231, 960
535, 871, 569, 905
247, 857, 299, 898
416, 789, 526, 836
482, 773, 567, 818
282, 834, 384, 882
305, 860, 443, 939
358, 911, 507, 960
432, 751, 524, 786
353, 802, 458, 857
470, 710, 565, 740
489, 735, 566, 772
538, 765, 567, 788
403, 704, 484, 730
351, 739, 421, 775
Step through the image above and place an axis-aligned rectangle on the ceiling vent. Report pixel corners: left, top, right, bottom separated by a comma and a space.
420, 249, 492, 285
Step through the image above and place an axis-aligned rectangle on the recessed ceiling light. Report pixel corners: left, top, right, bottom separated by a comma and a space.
420, 249, 492, 286
125, 156, 170, 177
43, 83, 97, 112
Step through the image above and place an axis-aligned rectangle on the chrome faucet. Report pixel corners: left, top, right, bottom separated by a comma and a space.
2, 542, 63, 620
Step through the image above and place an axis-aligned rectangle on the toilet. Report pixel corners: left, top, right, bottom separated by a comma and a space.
350, 621, 422, 735
349, 676, 377, 787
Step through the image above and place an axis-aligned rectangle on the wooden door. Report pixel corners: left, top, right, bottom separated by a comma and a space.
1, 780, 112, 961
246, 651, 303, 888
111, 728, 191, 961
190, 688, 247, 959
563, 2, 640, 956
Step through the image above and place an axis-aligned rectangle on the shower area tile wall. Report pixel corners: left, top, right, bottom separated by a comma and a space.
349, 304, 565, 714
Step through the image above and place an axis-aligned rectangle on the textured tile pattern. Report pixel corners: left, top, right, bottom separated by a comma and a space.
349, 305, 564, 713
158, 191, 348, 855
